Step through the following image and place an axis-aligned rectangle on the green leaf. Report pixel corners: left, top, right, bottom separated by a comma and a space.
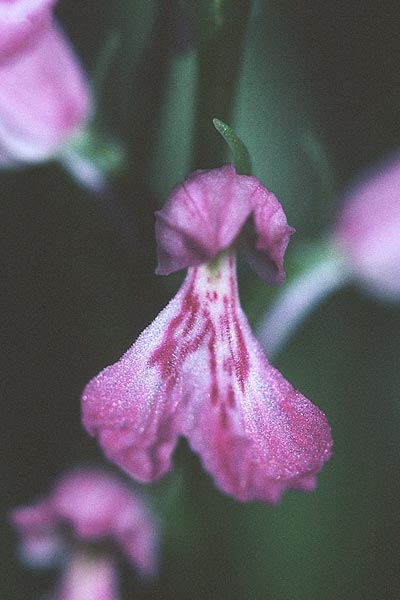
212, 118, 252, 174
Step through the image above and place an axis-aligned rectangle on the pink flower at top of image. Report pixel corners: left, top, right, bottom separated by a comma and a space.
82, 164, 332, 504
0, 0, 91, 166
334, 152, 400, 302
11, 468, 159, 600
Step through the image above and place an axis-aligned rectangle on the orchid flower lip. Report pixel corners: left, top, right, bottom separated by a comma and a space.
82, 245, 332, 504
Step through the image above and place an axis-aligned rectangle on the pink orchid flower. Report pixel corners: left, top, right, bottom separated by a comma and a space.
0, 0, 90, 166
82, 165, 332, 504
257, 152, 400, 359
11, 468, 159, 600
335, 153, 400, 301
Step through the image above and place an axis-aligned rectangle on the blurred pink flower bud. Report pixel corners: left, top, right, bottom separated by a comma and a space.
0, 0, 56, 62
257, 153, 400, 359
82, 166, 332, 504
0, 0, 90, 166
335, 154, 400, 301
11, 468, 159, 599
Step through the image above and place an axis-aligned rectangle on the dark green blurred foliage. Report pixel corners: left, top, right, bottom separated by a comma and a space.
2, 1, 400, 599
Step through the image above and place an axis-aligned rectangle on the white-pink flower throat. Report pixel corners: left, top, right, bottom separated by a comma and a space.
82, 165, 332, 503
150, 254, 248, 424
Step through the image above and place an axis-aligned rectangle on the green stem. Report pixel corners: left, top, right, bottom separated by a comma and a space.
190, 0, 252, 169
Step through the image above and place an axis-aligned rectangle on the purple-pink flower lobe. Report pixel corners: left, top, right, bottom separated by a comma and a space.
82, 249, 332, 503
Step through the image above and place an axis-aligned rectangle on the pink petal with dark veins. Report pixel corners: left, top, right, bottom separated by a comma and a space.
82, 255, 332, 503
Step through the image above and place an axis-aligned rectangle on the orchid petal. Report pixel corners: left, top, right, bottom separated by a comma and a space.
0, 0, 56, 63
82, 256, 332, 503
155, 164, 254, 275
82, 284, 191, 482
241, 187, 295, 285
11, 500, 63, 567
53, 552, 119, 600
155, 165, 293, 284
335, 153, 400, 301
0, 24, 90, 165
11, 468, 159, 576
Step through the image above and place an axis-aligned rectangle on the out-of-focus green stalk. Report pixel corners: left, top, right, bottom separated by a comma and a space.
183, 0, 252, 169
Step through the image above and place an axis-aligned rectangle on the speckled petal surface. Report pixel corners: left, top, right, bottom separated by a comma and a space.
82, 256, 332, 503
82, 283, 192, 482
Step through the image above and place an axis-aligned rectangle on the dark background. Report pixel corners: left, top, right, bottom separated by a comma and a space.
2, 1, 400, 598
